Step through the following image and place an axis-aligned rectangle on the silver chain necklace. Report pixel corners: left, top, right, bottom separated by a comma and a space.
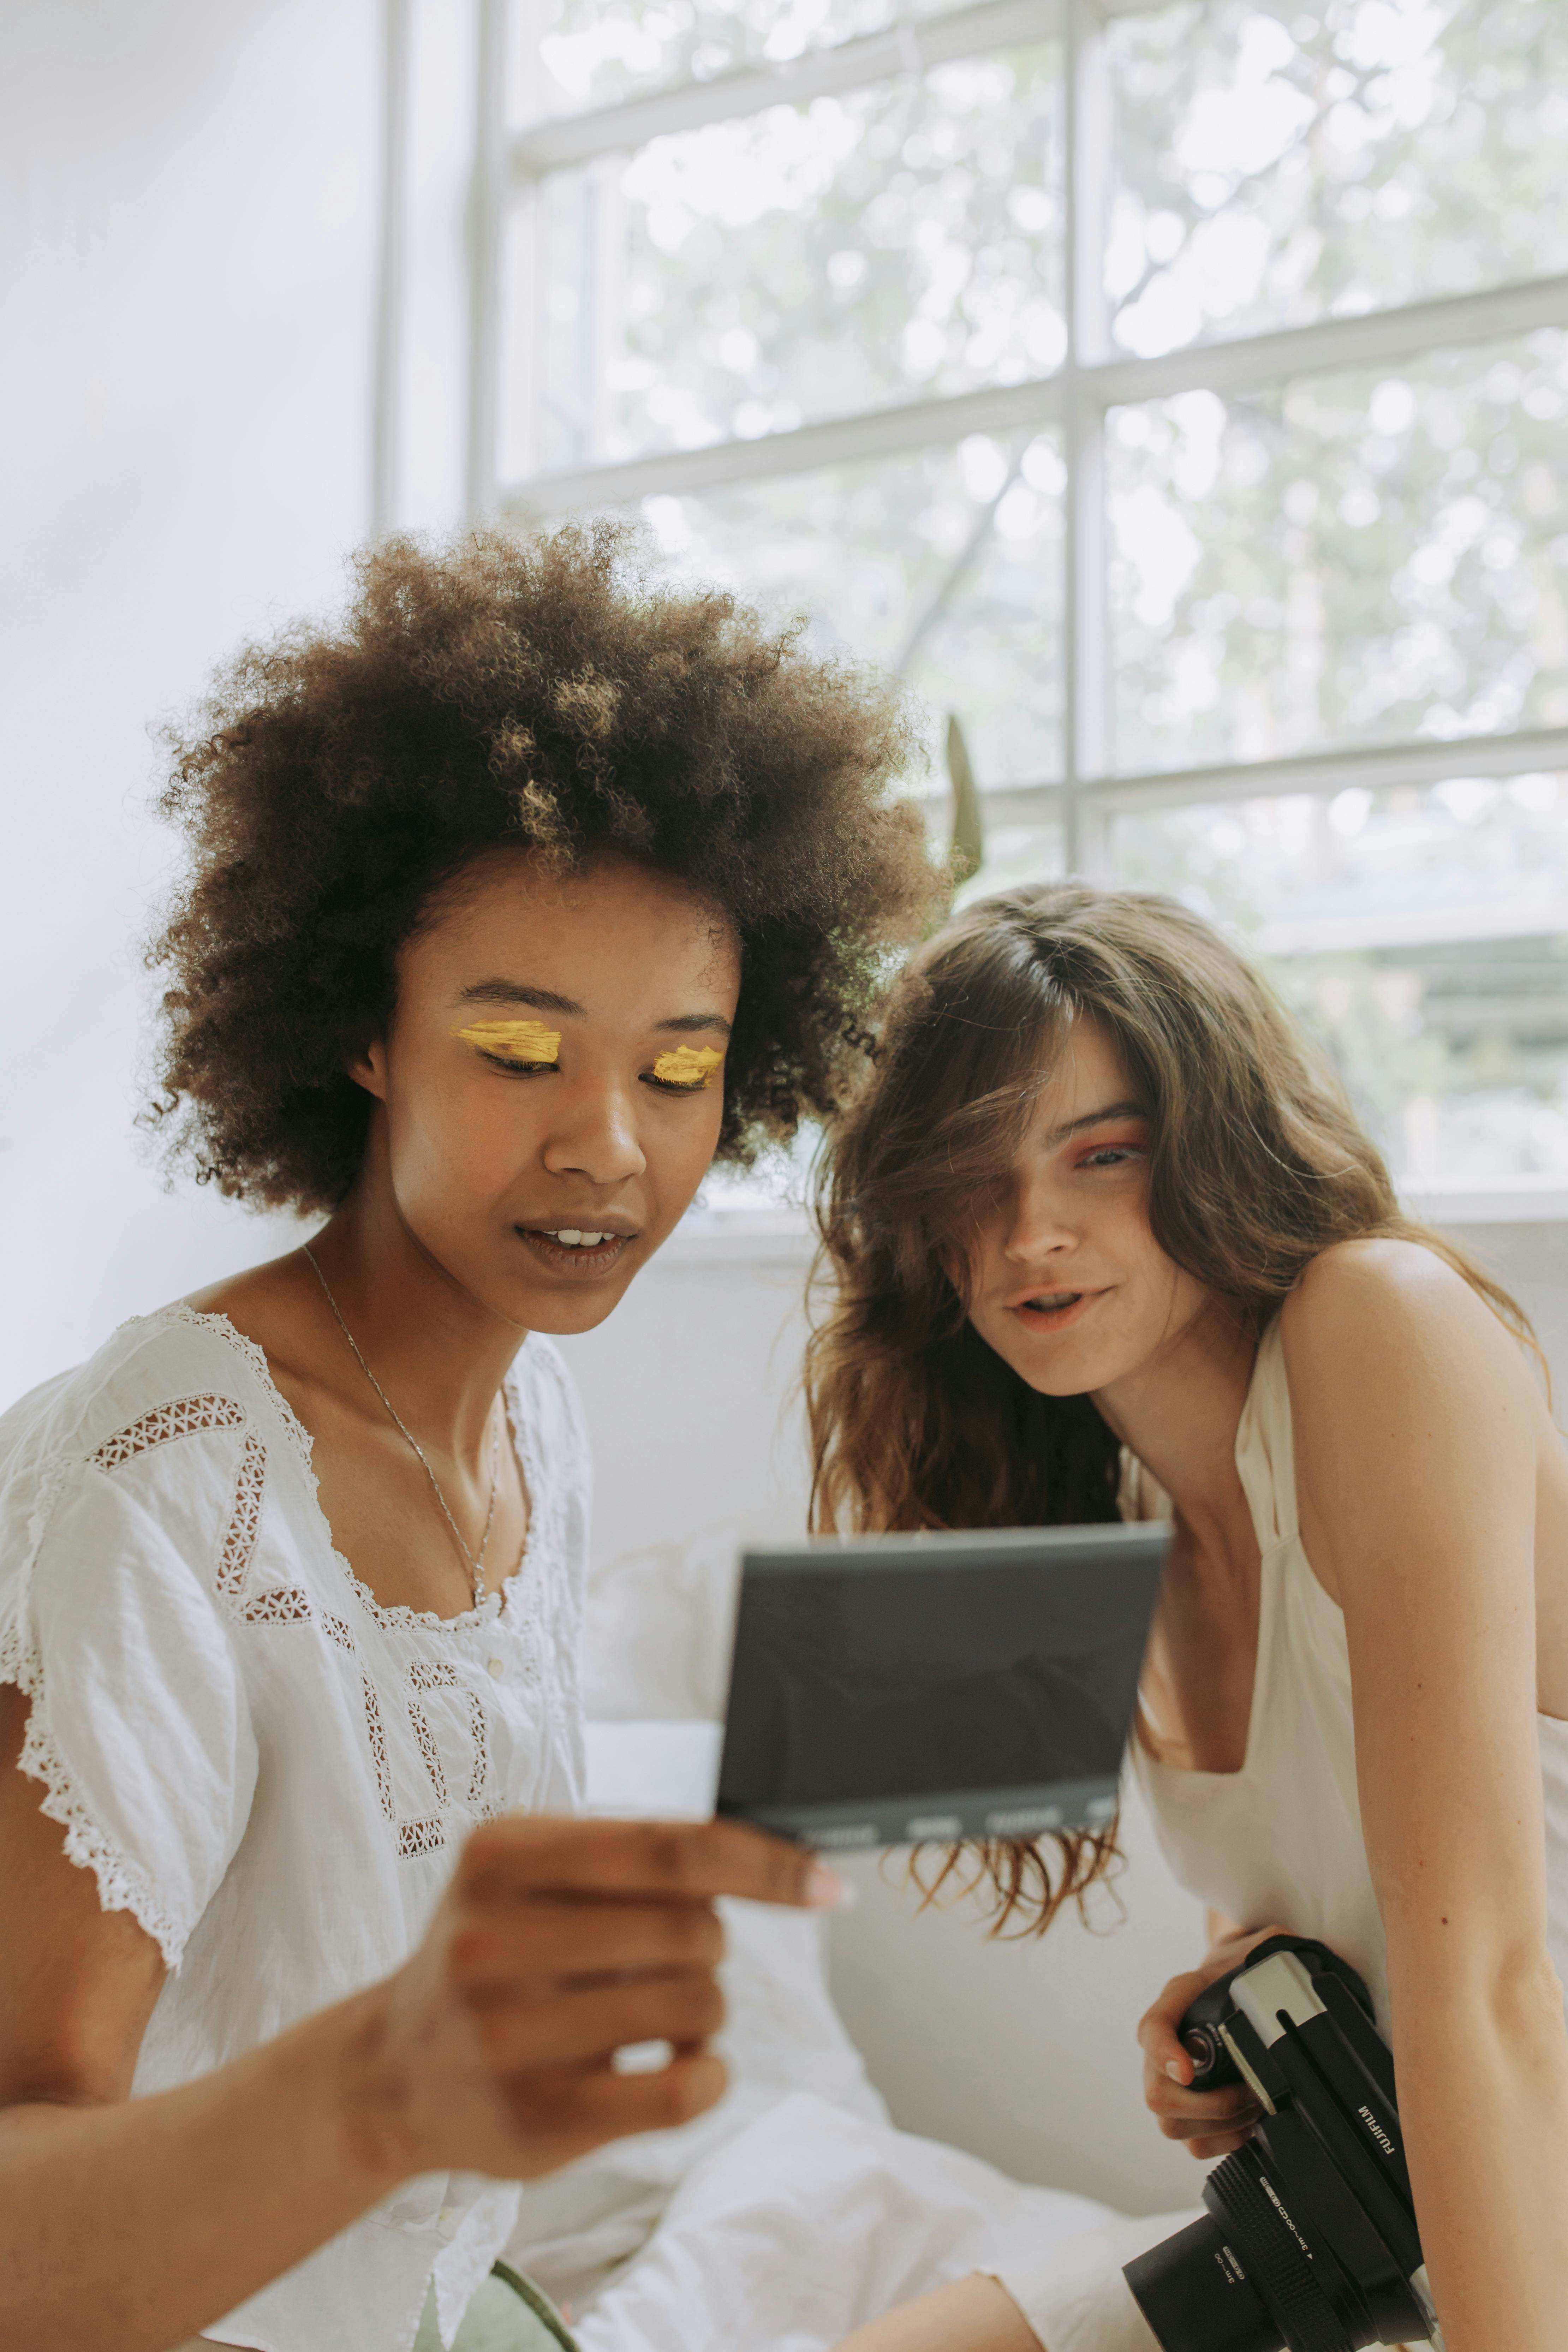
303, 1244, 500, 1607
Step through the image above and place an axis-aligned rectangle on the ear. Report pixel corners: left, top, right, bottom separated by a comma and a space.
347, 1039, 389, 1101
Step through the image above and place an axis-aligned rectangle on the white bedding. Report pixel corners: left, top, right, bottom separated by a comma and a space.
502, 1718, 1111, 2350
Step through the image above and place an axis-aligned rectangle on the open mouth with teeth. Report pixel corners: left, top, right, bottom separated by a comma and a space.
517, 1225, 635, 1271
1010, 1287, 1098, 1329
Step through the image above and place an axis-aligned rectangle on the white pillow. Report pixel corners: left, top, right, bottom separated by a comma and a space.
580, 1517, 747, 1723
583, 1718, 723, 1820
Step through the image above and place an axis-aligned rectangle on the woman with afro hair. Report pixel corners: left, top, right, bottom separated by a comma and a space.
0, 523, 944, 2352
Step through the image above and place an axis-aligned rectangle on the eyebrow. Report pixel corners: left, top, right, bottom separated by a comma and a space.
1042, 1099, 1147, 1150
654, 1010, 733, 1038
455, 979, 732, 1038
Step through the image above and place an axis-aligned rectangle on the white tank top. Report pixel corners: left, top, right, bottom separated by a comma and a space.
1131, 1317, 1568, 2035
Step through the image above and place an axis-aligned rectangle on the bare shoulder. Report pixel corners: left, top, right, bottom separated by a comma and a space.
1280, 1236, 1536, 1413
184, 1246, 306, 1325
1285, 1234, 1482, 1329
179, 1247, 327, 1405
1280, 1240, 1550, 1616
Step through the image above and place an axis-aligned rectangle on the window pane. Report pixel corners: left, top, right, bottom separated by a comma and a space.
1107, 0, 1568, 358
959, 817, 1067, 896
514, 0, 970, 124
1109, 333, 1568, 776
524, 46, 1062, 472
589, 433, 1065, 789
1114, 774, 1568, 1185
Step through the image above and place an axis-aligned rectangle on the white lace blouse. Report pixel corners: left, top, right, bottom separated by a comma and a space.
0, 1304, 589, 2352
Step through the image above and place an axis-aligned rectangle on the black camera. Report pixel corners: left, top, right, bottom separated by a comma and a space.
1123, 1934, 1445, 2352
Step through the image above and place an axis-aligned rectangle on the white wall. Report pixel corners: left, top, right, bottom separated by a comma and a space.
0, 0, 392, 1405
555, 1227, 818, 1563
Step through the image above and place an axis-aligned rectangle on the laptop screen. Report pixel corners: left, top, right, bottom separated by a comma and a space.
717, 1522, 1168, 1850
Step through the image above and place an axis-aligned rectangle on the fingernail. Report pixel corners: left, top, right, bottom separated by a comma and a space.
1165, 2060, 1186, 2082
805, 1863, 858, 1911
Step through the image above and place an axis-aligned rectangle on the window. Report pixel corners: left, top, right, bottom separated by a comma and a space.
480, 0, 1568, 1201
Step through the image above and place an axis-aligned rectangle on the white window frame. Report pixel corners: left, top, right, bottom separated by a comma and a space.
468, 0, 1568, 878
437, 0, 1568, 1227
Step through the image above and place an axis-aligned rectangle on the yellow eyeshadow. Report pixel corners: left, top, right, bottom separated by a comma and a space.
652, 1044, 725, 1089
454, 1019, 561, 1064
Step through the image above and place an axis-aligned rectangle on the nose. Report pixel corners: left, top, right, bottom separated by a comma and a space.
999, 1168, 1078, 1264
539, 1079, 647, 1190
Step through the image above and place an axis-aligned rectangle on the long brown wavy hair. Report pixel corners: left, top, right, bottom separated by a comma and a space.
804, 882, 1539, 1933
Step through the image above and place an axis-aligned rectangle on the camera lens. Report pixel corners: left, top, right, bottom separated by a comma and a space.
1127, 2144, 1373, 2352
1125, 2212, 1282, 2352
1205, 2147, 1362, 2352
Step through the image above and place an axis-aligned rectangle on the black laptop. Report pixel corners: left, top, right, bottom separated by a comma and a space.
717, 1522, 1168, 1850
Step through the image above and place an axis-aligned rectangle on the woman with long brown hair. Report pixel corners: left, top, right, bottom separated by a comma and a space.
811, 883, 1568, 2352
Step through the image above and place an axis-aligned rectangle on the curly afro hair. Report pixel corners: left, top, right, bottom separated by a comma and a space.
146, 521, 943, 1212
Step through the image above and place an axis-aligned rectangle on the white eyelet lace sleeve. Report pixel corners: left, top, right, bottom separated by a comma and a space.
0, 1309, 592, 2352
2, 1443, 259, 1971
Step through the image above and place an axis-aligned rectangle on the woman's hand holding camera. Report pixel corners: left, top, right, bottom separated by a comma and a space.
348, 1813, 830, 2187
1137, 1921, 1288, 2160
